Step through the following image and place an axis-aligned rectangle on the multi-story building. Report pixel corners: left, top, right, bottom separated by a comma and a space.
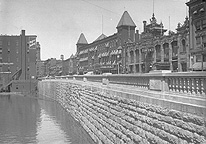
126, 13, 190, 73
36, 42, 45, 78
43, 58, 63, 76
75, 11, 138, 74
186, 0, 206, 71
66, 4, 204, 74
0, 30, 37, 89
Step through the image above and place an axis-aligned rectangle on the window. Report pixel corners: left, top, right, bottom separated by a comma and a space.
196, 37, 201, 45
203, 55, 206, 62
196, 20, 201, 31
196, 55, 201, 62
182, 39, 186, 52
203, 19, 206, 29
8, 41, 10, 46
16, 41, 19, 46
16, 48, 18, 54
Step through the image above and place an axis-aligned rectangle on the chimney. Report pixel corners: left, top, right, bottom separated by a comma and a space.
21, 30, 25, 36
135, 30, 139, 42
143, 21, 147, 32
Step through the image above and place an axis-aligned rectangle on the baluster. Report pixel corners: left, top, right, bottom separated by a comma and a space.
172, 78, 175, 92
171, 78, 174, 92
191, 78, 196, 95
175, 78, 178, 92
200, 78, 205, 96
187, 78, 192, 94
196, 78, 200, 96
183, 78, 186, 93
179, 78, 183, 93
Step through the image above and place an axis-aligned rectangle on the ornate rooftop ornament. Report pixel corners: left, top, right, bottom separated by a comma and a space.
150, 13, 157, 24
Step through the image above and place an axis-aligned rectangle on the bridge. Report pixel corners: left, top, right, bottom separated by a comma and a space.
38, 71, 206, 144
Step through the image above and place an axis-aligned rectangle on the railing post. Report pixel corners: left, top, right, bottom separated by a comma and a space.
83, 77, 87, 82
102, 76, 109, 85
162, 76, 169, 92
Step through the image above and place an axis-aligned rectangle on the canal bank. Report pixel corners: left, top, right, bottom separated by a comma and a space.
0, 93, 96, 144
39, 79, 206, 144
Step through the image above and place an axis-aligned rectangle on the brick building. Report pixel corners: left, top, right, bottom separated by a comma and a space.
75, 11, 138, 74
66, 2, 205, 74
0, 30, 38, 89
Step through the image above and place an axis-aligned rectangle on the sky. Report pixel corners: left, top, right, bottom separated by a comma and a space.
0, 0, 188, 60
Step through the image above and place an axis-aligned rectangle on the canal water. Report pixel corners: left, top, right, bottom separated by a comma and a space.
0, 94, 95, 144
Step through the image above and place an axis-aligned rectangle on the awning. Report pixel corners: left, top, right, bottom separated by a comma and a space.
191, 62, 206, 70
153, 62, 170, 67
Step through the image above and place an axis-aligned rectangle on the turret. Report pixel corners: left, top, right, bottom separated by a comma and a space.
116, 11, 136, 43
76, 33, 88, 53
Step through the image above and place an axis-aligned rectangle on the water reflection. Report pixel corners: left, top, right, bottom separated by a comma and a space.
0, 95, 95, 144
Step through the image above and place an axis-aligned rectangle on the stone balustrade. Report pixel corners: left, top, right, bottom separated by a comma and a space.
42, 71, 206, 97
38, 80, 206, 144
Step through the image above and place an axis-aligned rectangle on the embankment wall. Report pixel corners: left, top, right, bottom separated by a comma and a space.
38, 80, 206, 144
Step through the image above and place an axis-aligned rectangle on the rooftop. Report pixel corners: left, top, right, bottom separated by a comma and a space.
117, 11, 136, 28
77, 33, 88, 44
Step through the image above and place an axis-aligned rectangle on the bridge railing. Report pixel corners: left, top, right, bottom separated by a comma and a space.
40, 71, 206, 97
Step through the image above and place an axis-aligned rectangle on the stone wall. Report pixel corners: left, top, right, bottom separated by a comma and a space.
38, 80, 206, 144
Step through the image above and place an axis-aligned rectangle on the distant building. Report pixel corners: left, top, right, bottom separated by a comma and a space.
0, 30, 37, 89
186, 0, 206, 71
36, 42, 41, 61
43, 58, 63, 76
36, 61, 45, 78
36, 42, 44, 78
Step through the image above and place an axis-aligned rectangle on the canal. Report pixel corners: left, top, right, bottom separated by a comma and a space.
0, 94, 95, 144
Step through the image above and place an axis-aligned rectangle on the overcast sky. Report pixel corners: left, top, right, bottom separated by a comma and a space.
0, 0, 188, 60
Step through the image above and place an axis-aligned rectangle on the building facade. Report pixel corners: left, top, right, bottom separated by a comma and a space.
187, 0, 206, 71
75, 11, 138, 74
0, 30, 38, 88
126, 14, 190, 73
64, 2, 205, 75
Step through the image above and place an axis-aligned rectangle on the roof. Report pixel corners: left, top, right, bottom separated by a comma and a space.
94, 34, 107, 42
77, 33, 88, 44
117, 11, 136, 28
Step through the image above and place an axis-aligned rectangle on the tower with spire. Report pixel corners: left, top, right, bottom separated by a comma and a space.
76, 33, 88, 53
116, 11, 136, 43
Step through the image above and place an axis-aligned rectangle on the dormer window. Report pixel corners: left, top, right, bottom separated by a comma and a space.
193, 10, 197, 15
200, 8, 205, 12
